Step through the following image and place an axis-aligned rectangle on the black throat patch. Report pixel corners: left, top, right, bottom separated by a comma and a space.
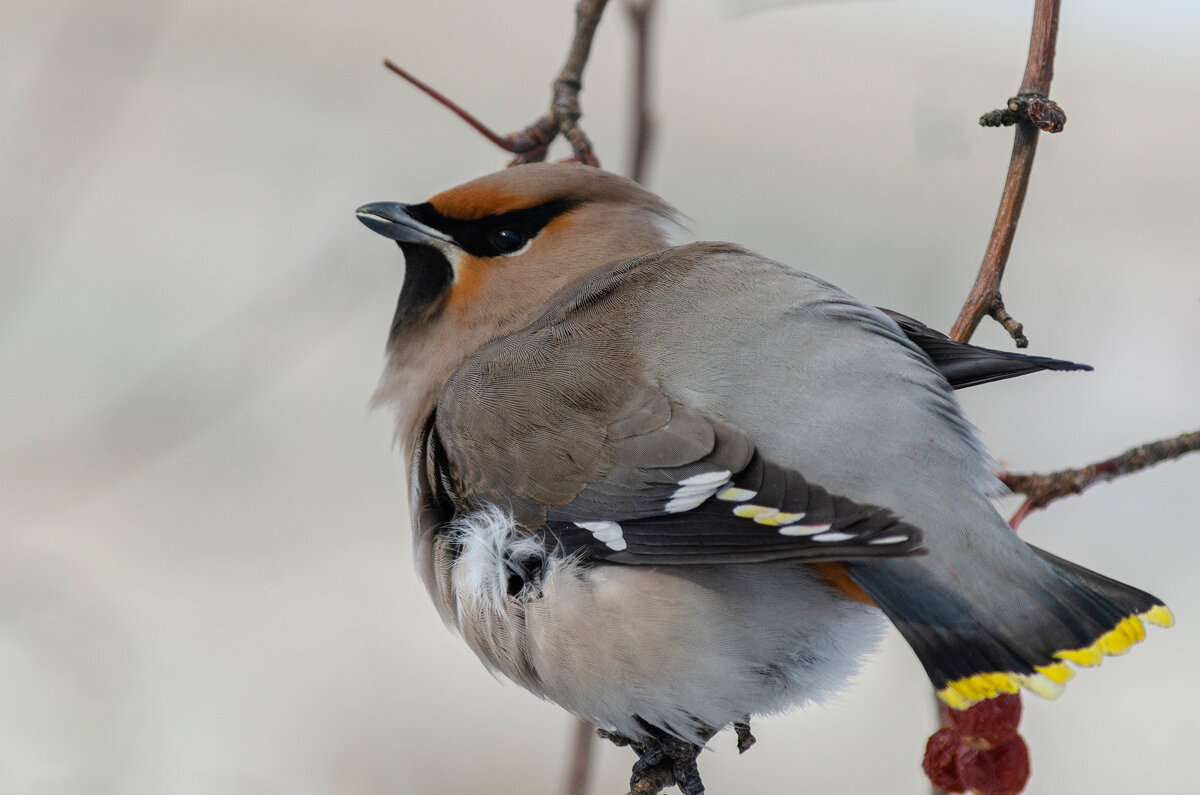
391, 242, 454, 337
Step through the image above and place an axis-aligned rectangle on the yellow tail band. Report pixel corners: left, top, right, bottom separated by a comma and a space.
936, 605, 1174, 711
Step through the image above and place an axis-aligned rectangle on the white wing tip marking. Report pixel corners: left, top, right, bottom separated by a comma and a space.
777, 523, 831, 536
716, 487, 756, 502
574, 520, 627, 551
678, 469, 732, 487
868, 535, 909, 545
665, 494, 709, 513
812, 531, 856, 542
665, 470, 733, 513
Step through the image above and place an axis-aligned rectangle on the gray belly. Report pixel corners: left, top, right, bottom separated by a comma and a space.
436, 515, 885, 743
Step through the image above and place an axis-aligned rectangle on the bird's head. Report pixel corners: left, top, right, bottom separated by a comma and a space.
357, 162, 683, 343
357, 163, 684, 437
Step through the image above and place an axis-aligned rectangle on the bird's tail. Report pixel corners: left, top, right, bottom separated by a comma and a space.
846, 546, 1173, 709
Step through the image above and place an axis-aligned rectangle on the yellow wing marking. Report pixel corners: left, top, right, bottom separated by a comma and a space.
936, 605, 1172, 711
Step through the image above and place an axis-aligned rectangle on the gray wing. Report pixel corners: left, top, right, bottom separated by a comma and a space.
433, 289, 924, 565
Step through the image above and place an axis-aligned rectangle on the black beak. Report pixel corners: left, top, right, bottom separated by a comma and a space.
355, 202, 454, 245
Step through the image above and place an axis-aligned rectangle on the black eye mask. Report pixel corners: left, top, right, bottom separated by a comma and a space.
405, 199, 577, 258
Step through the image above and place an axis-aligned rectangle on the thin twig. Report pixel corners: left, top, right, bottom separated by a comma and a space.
553, 3, 633, 791
949, 0, 1064, 347
383, 0, 610, 166
936, 3, 1064, 792
561, 6, 657, 788
625, 0, 657, 183
562, 718, 596, 795
534, 0, 612, 166
1002, 431, 1200, 529
382, 60, 557, 160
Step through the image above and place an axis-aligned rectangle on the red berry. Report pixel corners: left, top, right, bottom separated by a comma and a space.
956, 734, 1031, 795
923, 727, 967, 793
948, 693, 1023, 748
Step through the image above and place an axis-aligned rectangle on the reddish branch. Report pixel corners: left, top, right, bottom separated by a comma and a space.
382, 60, 554, 158
383, 0, 610, 166
1003, 431, 1200, 529
949, 0, 1065, 347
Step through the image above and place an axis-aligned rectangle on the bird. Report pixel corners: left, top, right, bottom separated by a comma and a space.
355, 163, 1172, 794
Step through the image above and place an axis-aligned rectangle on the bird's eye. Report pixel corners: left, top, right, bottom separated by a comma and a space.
488, 228, 527, 255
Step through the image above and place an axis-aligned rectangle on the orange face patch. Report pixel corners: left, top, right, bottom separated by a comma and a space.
441, 212, 575, 310
445, 255, 488, 310
428, 184, 532, 222
540, 212, 574, 236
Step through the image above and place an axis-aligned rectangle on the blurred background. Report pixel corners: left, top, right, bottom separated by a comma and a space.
1, 0, 1197, 792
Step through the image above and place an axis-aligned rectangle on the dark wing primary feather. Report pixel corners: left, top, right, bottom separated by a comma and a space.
880, 308, 1092, 389
433, 303, 924, 566
544, 443, 924, 565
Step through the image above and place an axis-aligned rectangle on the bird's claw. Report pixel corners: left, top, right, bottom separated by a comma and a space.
734, 721, 756, 754
599, 725, 711, 795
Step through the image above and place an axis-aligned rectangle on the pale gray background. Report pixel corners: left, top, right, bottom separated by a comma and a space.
1, 0, 1197, 793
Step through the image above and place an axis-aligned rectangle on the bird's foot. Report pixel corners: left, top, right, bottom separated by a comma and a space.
630, 732, 705, 795
734, 721, 756, 754
599, 724, 711, 795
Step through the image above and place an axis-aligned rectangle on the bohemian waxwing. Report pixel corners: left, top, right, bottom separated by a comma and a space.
356, 163, 1171, 793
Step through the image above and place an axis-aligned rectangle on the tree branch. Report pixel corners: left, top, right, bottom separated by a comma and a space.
935, 4, 1065, 793
625, 0, 657, 184
381, 0, 609, 166
562, 717, 596, 795
382, 59, 556, 158
534, 0, 612, 166
383, 0, 610, 166
949, 0, 1065, 347
561, 4, 660, 788
1003, 431, 1200, 529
